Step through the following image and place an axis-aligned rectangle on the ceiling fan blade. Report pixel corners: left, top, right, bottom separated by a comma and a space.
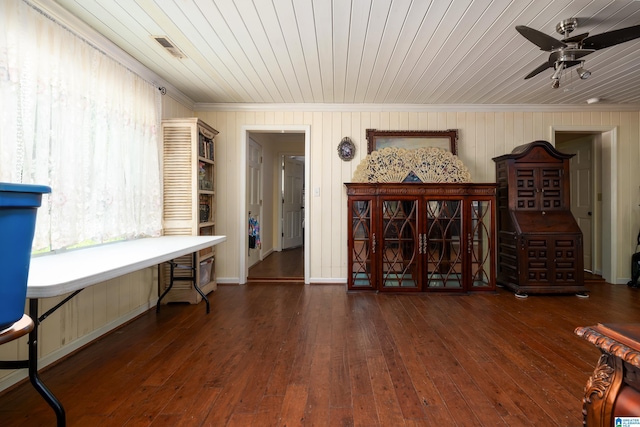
516, 25, 567, 51
524, 62, 553, 79
562, 32, 589, 44
582, 24, 640, 49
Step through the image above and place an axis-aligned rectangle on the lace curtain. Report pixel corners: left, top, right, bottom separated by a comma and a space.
0, 1, 162, 251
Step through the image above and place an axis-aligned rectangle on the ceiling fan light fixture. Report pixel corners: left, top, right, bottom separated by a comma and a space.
550, 63, 563, 87
576, 64, 591, 80
551, 63, 564, 81
517, 19, 640, 91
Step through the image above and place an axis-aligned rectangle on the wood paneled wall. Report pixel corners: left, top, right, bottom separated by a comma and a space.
161, 95, 194, 120
1, 95, 638, 394
195, 110, 640, 285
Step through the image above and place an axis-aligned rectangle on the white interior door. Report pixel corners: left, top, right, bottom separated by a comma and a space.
557, 138, 594, 272
282, 156, 304, 249
247, 137, 262, 268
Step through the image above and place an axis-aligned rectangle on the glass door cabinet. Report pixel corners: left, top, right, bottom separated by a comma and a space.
346, 183, 496, 293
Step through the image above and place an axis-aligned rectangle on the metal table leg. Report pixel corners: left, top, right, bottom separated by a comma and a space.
29, 298, 66, 426
157, 254, 210, 314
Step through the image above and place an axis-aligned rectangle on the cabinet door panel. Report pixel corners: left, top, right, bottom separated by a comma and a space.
424, 200, 463, 289
553, 237, 581, 283
521, 236, 583, 287
524, 238, 551, 284
349, 199, 376, 289
515, 165, 565, 211
515, 168, 537, 209
469, 199, 494, 289
380, 199, 419, 290
540, 167, 564, 209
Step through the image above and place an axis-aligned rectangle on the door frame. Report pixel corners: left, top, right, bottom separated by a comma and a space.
239, 125, 311, 284
246, 136, 264, 268
551, 125, 618, 283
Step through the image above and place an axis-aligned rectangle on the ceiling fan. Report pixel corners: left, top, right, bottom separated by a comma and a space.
516, 18, 640, 88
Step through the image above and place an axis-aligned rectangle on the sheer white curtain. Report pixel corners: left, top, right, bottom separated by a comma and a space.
0, 1, 162, 251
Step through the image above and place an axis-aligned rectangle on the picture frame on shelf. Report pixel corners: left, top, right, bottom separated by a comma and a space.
366, 129, 458, 155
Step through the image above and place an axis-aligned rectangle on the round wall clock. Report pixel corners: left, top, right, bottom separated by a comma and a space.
337, 137, 356, 161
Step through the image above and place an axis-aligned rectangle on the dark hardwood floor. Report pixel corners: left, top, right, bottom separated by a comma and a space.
248, 247, 304, 282
2, 278, 640, 426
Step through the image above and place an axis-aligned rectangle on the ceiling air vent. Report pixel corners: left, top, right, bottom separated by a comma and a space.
152, 36, 186, 59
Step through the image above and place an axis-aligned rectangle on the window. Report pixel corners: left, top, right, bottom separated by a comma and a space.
0, 1, 162, 251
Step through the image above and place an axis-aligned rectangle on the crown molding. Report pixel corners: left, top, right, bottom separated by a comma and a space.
195, 102, 640, 113
27, 0, 194, 110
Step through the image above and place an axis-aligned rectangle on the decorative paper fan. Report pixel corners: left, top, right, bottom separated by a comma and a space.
352, 146, 471, 183
412, 147, 471, 183
375, 147, 413, 182
352, 148, 406, 183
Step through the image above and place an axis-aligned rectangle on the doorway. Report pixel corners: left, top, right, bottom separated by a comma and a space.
239, 125, 311, 285
248, 153, 305, 282
247, 136, 263, 270
281, 155, 304, 250
553, 126, 618, 283
248, 246, 304, 282
556, 133, 595, 272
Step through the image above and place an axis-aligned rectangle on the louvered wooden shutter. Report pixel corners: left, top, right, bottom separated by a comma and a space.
162, 124, 195, 235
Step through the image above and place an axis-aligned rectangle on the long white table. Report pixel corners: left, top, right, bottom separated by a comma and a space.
27, 235, 226, 297
15, 235, 226, 426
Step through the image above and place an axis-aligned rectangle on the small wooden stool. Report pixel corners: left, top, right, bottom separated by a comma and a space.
0, 314, 34, 345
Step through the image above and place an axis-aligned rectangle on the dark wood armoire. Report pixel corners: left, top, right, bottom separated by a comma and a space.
492, 140, 587, 296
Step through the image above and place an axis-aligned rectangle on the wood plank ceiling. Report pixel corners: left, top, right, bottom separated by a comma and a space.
50, 0, 640, 106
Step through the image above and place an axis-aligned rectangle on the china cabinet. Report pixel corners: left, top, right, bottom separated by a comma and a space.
345, 183, 496, 293
492, 140, 586, 295
160, 118, 218, 305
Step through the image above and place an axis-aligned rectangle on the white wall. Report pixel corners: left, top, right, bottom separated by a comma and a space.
196, 110, 640, 285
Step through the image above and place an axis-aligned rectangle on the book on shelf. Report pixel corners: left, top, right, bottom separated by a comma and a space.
198, 133, 206, 157
198, 132, 215, 161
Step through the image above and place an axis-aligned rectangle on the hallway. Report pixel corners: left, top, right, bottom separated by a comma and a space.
248, 246, 304, 282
